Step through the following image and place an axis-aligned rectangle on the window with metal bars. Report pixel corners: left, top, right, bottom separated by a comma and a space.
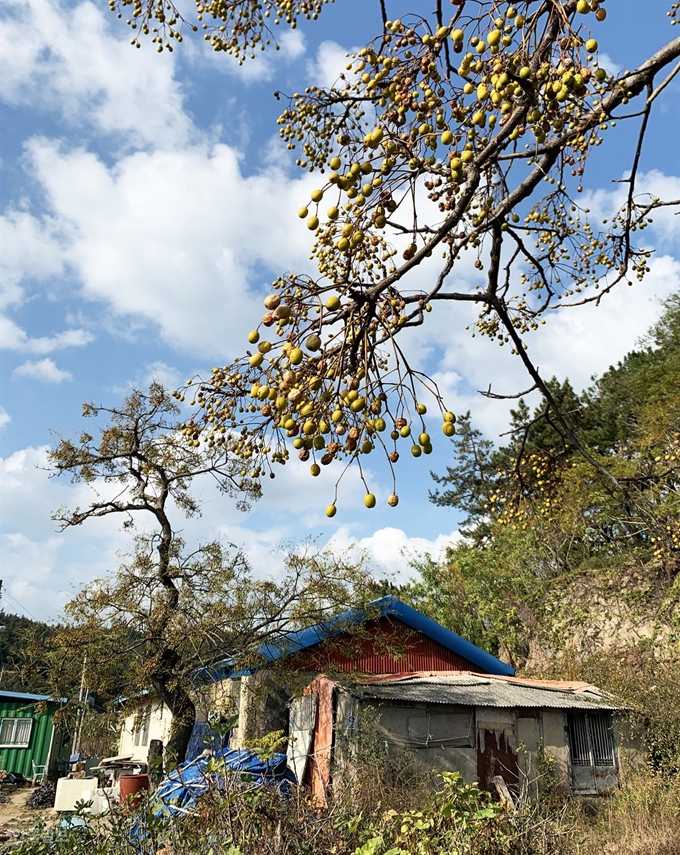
0, 717, 33, 747
567, 712, 616, 767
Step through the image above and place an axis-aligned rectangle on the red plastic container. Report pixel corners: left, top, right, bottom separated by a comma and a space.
119, 773, 150, 807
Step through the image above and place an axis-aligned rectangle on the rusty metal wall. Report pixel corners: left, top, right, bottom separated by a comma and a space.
290, 617, 483, 674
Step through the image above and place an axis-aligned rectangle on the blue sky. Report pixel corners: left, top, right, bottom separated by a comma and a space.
1, 0, 679, 621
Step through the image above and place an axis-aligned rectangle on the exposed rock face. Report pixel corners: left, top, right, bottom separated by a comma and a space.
511, 562, 678, 671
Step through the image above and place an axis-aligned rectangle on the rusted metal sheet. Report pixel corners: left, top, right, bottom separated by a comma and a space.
303, 676, 335, 805
290, 617, 482, 675
476, 710, 519, 794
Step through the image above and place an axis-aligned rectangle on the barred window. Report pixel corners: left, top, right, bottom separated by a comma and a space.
0, 717, 33, 747
567, 713, 616, 768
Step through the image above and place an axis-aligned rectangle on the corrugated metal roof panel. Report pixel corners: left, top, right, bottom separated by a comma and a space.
289, 616, 483, 675
352, 675, 622, 710
0, 690, 53, 702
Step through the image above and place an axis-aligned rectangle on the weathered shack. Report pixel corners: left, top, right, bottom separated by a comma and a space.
292, 673, 638, 801
202, 596, 516, 748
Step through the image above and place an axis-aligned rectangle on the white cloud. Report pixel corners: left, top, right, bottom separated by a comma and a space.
326, 526, 463, 585
0, 209, 68, 310
0, 316, 94, 353
18, 138, 321, 357
580, 170, 680, 244
13, 357, 73, 383
0, 406, 10, 431
306, 40, 356, 90
0, 0, 192, 149
184, 25, 306, 84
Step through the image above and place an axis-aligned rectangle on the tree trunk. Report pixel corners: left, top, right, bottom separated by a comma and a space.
157, 683, 196, 769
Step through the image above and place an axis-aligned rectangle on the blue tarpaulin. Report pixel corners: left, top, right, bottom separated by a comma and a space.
152, 747, 296, 821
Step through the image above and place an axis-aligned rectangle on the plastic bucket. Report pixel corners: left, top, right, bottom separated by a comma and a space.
119, 774, 150, 808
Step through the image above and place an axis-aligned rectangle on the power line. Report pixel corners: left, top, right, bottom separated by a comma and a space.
1, 588, 37, 622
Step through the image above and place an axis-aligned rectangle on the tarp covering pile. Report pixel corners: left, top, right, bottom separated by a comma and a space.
152, 748, 296, 821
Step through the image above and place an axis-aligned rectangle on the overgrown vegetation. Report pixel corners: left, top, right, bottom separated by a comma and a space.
405, 293, 679, 668
13, 765, 680, 855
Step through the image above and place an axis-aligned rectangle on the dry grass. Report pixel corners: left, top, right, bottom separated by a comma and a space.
571, 774, 680, 855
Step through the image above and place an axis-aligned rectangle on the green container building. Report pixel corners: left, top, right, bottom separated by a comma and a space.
0, 690, 69, 781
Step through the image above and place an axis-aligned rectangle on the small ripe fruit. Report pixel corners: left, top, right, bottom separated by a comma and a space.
444, 411, 456, 423
249, 353, 264, 368
442, 422, 456, 437
298, 206, 309, 219
311, 189, 323, 203
416, 403, 427, 415
305, 334, 322, 351
411, 445, 422, 458
387, 494, 399, 507
419, 432, 430, 446
364, 493, 377, 509
326, 504, 337, 518
576, 0, 590, 12
325, 295, 341, 310
585, 38, 598, 52
329, 156, 341, 170
307, 215, 320, 231
258, 340, 272, 354
441, 130, 453, 145
310, 463, 321, 477
247, 330, 259, 344
399, 425, 411, 438
327, 206, 340, 220
289, 348, 303, 365
264, 294, 281, 310
451, 28, 464, 42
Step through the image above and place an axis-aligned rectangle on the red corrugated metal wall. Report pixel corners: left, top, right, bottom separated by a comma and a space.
288, 617, 484, 674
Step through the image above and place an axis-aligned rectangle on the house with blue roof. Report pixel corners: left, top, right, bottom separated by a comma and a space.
119, 598, 635, 799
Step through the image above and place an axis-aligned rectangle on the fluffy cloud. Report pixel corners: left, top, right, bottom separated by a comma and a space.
326, 526, 462, 585
13, 138, 321, 358
0, 317, 93, 354
186, 28, 307, 83
0, 0, 192, 149
0, 406, 10, 431
307, 40, 354, 89
13, 358, 73, 383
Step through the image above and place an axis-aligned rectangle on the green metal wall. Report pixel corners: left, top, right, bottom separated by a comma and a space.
0, 699, 58, 779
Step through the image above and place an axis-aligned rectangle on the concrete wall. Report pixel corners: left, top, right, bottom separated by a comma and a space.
353, 699, 478, 783
516, 712, 541, 798
336, 697, 607, 795
540, 710, 570, 790
119, 701, 173, 763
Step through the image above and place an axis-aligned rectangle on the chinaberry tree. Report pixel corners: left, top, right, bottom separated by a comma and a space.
48, 384, 372, 764
108, 0, 680, 514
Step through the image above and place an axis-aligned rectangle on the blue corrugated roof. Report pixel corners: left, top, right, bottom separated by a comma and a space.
0, 689, 54, 702
198, 596, 514, 681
